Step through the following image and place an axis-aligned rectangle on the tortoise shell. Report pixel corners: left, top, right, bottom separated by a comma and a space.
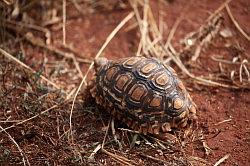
89, 56, 197, 139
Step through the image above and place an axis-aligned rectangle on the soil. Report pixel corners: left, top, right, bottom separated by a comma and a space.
0, 0, 249, 165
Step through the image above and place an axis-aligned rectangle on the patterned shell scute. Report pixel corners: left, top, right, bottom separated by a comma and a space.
94, 56, 193, 131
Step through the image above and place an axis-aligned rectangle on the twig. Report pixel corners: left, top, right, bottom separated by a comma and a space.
186, 130, 221, 145
0, 48, 62, 91
102, 118, 111, 148
58, 42, 88, 60
71, 0, 85, 15
191, 42, 203, 61
187, 156, 207, 166
206, 0, 232, 21
2, 21, 90, 64
182, 14, 223, 61
68, 11, 135, 144
0, 104, 58, 133
147, 3, 162, 39
2, 0, 14, 5
24, 31, 67, 57
140, 153, 168, 165
200, 131, 213, 156
163, 0, 194, 51
63, 0, 66, 45
225, 4, 250, 41
180, 0, 231, 62
111, 118, 122, 150
136, 39, 143, 56
164, 16, 182, 49
211, 56, 242, 65
129, 0, 144, 56
1, 19, 51, 45
130, 134, 139, 149
101, 148, 135, 166
141, 0, 149, 55
88, 144, 102, 161
118, 128, 140, 134
214, 119, 232, 126
0, 120, 23, 123
239, 59, 250, 83
213, 154, 230, 166
0, 125, 30, 166
24, 32, 86, 79
161, 44, 242, 89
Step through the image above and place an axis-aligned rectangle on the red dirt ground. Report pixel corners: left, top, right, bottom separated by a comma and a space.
1, 0, 249, 165
56, 1, 250, 165
60, 1, 250, 164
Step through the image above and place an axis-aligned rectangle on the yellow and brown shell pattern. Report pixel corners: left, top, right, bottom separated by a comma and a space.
90, 56, 197, 139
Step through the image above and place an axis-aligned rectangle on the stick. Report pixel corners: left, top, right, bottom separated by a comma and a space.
161, 44, 241, 89
88, 144, 102, 161
111, 118, 122, 150
214, 119, 232, 125
1, 19, 51, 44
101, 148, 135, 166
102, 118, 111, 148
140, 153, 168, 164
206, 0, 232, 21
0, 48, 62, 91
213, 154, 230, 166
0, 105, 58, 133
0, 125, 30, 166
225, 4, 250, 41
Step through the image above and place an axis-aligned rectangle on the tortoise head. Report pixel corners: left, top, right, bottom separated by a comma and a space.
94, 57, 109, 71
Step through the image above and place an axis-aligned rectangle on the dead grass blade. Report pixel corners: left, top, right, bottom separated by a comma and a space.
182, 14, 223, 62
214, 119, 232, 126
0, 104, 58, 133
2, 0, 14, 5
102, 118, 111, 148
88, 144, 102, 161
1, 19, 51, 44
111, 118, 122, 150
164, 16, 182, 50
213, 154, 230, 166
161, 44, 243, 89
0, 125, 30, 166
206, 0, 232, 21
140, 153, 168, 165
187, 156, 207, 166
101, 148, 136, 166
239, 59, 250, 83
24, 32, 86, 62
226, 4, 250, 41
0, 48, 62, 91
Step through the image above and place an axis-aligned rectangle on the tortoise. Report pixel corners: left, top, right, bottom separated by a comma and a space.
87, 56, 197, 141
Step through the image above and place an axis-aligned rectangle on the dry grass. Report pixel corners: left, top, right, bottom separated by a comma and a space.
0, 0, 249, 165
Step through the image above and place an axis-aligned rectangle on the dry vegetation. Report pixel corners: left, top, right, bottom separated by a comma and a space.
0, 0, 249, 165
